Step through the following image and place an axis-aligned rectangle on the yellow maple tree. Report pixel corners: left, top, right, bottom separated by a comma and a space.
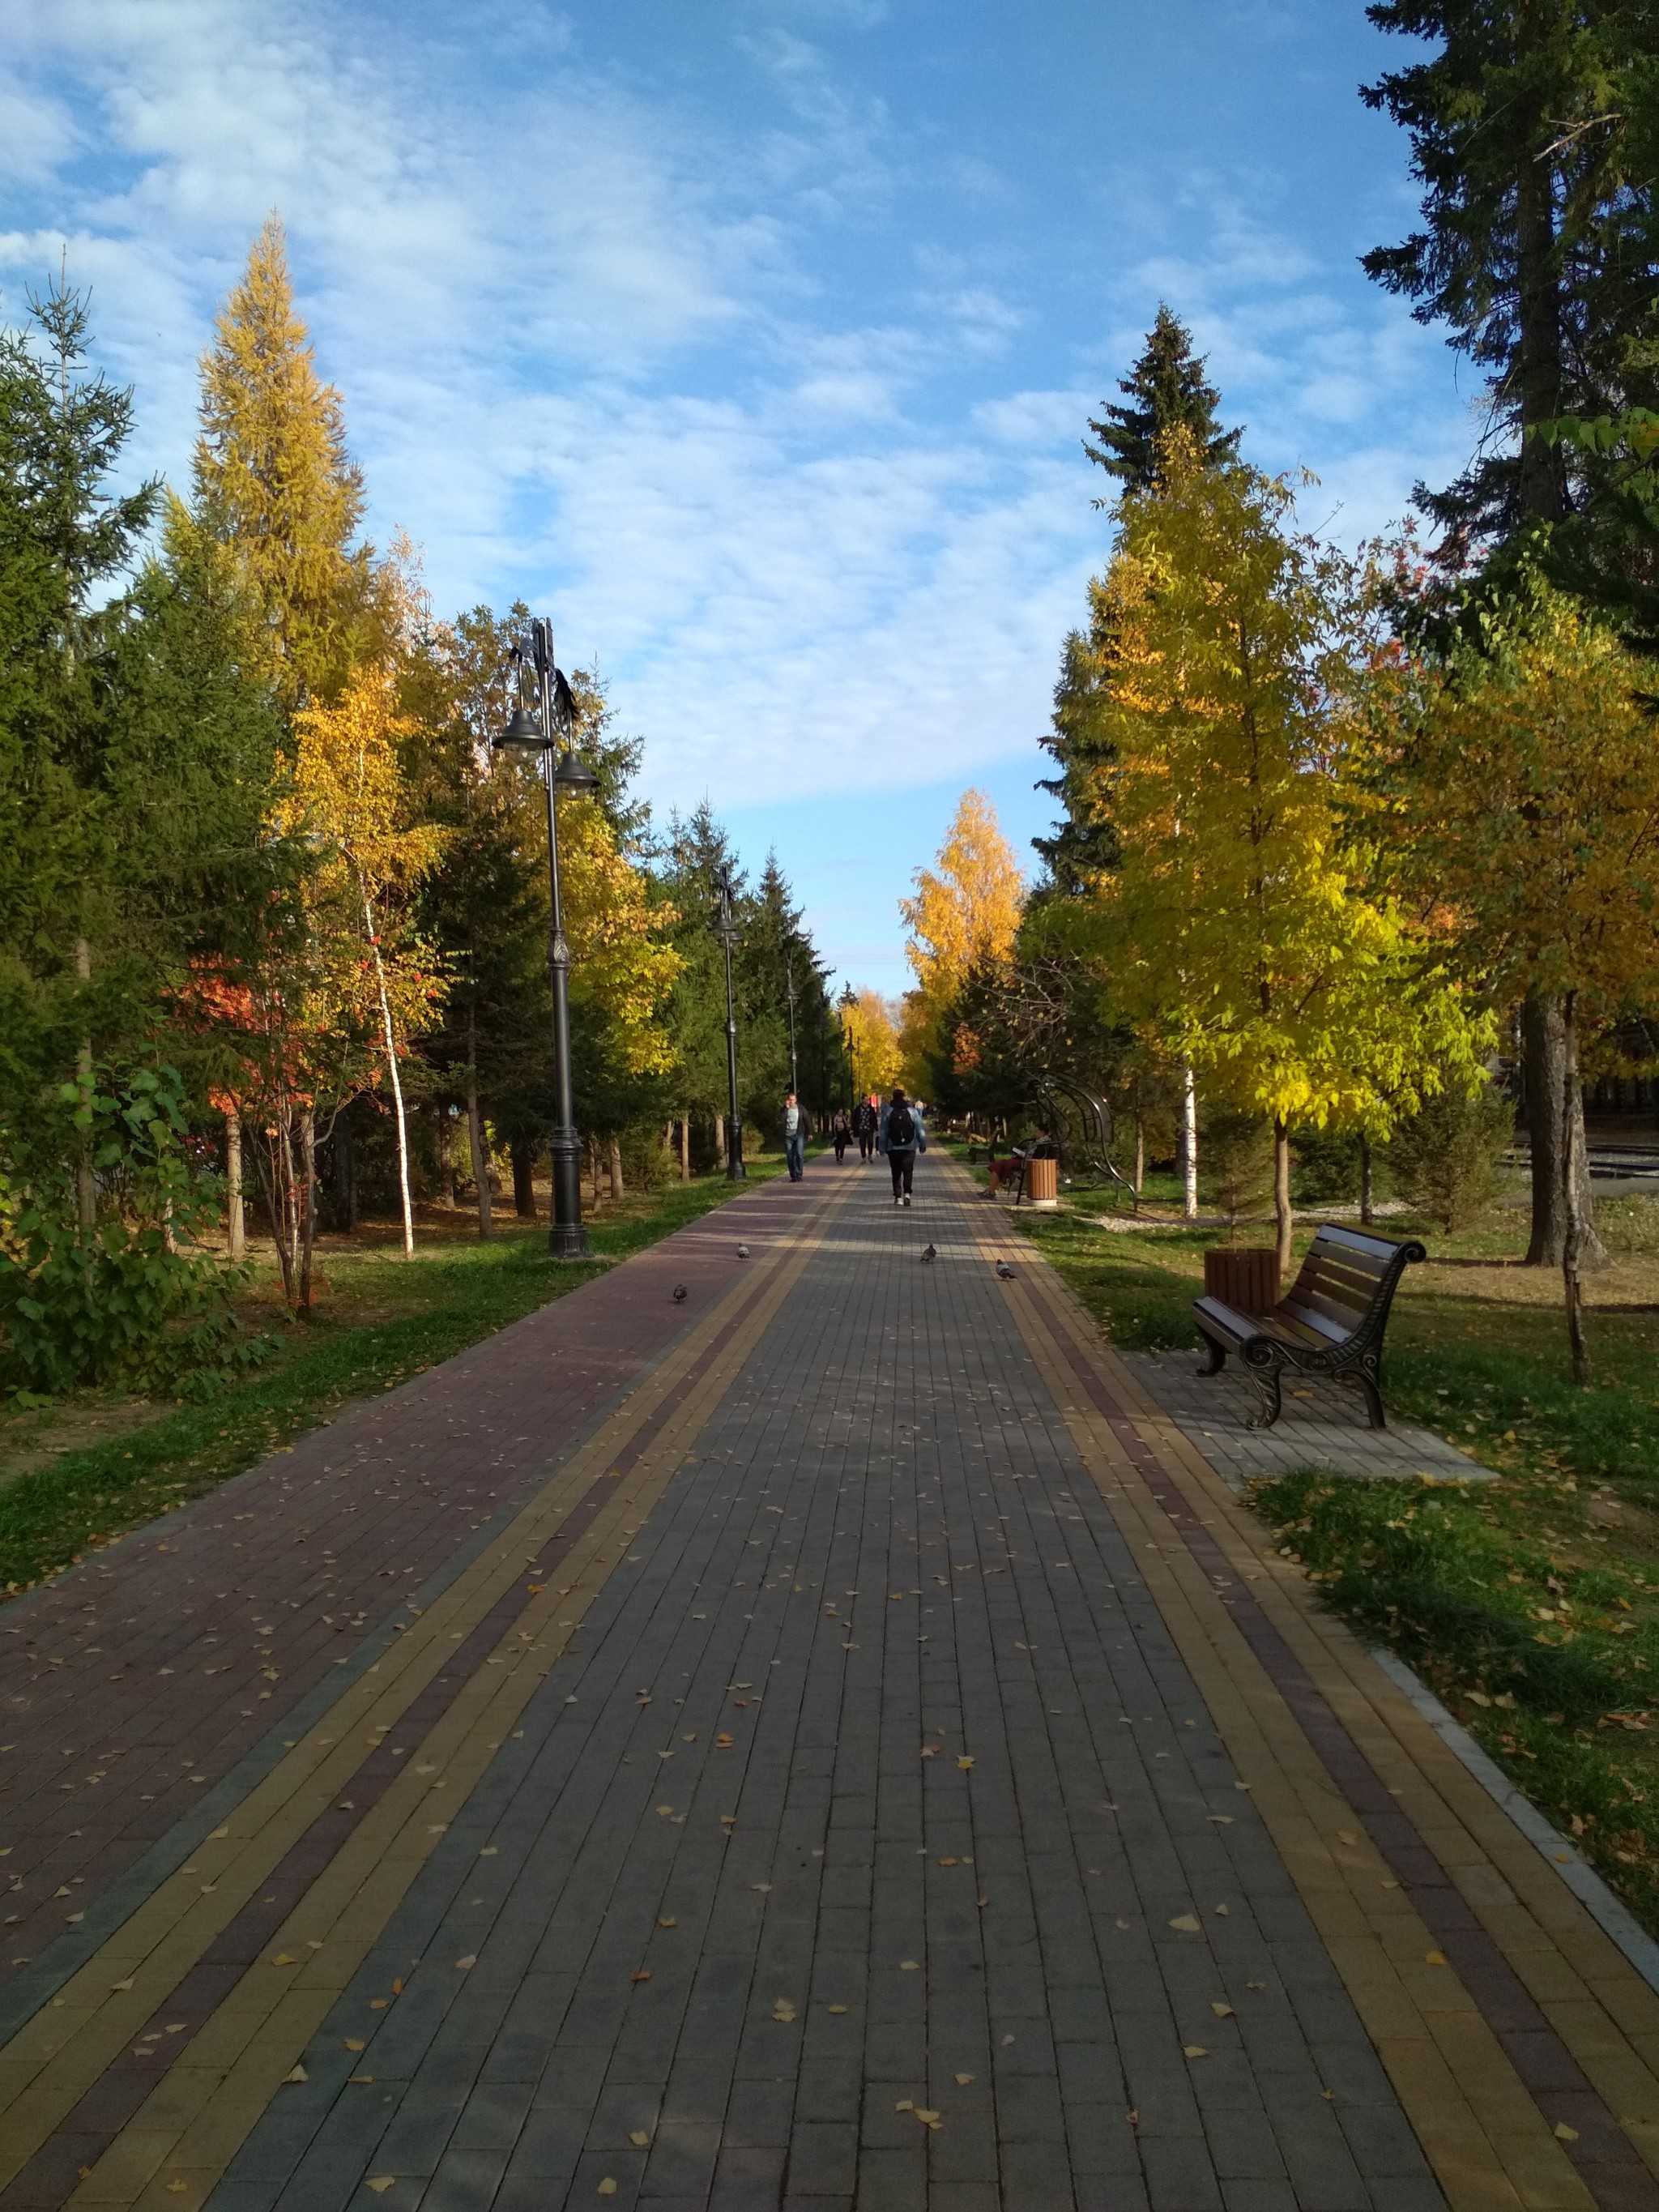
899, 789, 1024, 1091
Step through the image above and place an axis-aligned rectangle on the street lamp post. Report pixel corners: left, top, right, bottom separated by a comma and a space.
496, 617, 596, 1258
784, 954, 799, 1097
714, 864, 745, 1180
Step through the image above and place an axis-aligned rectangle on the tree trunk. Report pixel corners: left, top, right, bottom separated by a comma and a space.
298, 1104, 318, 1316
362, 887, 414, 1260
1515, 130, 1566, 524
608, 1137, 625, 1200
1133, 1114, 1145, 1202
1181, 1065, 1199, 1219
338, 1103, 359, 1231
512, 1142, 537, 1219
1358, 1133, 1374, 1228
1273, 1117, 1294, 1281
465, 1002, 492, 1239
1524, 992, 1606, 1267
1561, 992, 1591, 1384
715, 1114, 724, 1170
438, 1112, 455, 1207
678, 1117, 690, 1181
74, 935, 96, 1235
224, 1108, 245, 1262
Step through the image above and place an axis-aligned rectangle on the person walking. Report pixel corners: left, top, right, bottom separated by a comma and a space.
782, 1093, 808, 1182
852, 1095, 877, 1163
830, 1107, 851, 1164
877, 1085, 927, 1206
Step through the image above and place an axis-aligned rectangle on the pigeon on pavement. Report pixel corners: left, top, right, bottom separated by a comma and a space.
996, 1260, 1015, 1279
920, 1244, 937, 1262
672, 1283, 689, 1302
736, 1244, 750, 1258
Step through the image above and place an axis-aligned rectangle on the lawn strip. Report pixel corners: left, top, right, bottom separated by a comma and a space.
0, 1160, 780, 1600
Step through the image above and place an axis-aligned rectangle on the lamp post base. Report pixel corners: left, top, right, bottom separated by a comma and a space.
548, 1126, 589, 1258
547, 1220, 591, 1260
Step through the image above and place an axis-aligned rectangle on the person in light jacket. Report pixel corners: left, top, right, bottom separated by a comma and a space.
877, 1086, 927, 1207
782, 1093, 808, 1182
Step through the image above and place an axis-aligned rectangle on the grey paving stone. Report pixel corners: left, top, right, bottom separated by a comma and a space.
205, 1169, 1449, 2212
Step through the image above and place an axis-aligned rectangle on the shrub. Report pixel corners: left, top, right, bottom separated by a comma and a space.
1198, 1108, 1273, 1235
1384, 1076, 1514, 1232
0, 1061, 271, 1399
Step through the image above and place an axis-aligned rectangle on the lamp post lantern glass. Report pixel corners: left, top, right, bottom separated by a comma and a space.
495, 617, 596, 1258
714, 865, 745, 1180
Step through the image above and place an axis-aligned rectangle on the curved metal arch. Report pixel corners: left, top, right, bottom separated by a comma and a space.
1030, 1077, 1139, 1210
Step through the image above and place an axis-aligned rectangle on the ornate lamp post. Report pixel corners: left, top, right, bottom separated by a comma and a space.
784, 953, 800, 1097
496, 616, 595, 1258
713, 864, 745, 1180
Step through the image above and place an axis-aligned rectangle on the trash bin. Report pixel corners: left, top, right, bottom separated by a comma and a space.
1202, 1246, 1280, 1314
1026, 1157, 1060, 1209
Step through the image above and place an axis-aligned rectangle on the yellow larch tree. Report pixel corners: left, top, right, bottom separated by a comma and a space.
899, 788, 1024, 1094
1090, 432, 1482, 1271
191, 213, 386, 704
842, 988, 903, 1100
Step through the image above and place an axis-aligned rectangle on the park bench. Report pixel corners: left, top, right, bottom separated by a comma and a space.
1191, 1223, 1427, 1431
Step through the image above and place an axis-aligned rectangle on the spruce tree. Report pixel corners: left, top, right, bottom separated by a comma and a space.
1081, 304, 1241, 497
1362, 1, 1659, 547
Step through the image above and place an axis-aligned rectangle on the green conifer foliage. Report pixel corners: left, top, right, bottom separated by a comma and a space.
1362, 0, 1659, 546
1081, 304, 1241, 497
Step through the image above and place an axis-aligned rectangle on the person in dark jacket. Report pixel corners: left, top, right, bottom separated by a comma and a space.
782, 1094, 808, 1181
876, 1087, 927, 1206
851, 1097, 878, 1162
830, 1108, 851, 1163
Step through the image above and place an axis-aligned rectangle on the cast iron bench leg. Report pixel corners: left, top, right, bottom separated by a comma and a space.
1243, 1360, 1282, 1430
1198, 1334, 1227, 1377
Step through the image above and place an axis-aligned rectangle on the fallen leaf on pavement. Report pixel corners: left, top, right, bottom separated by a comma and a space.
454, 1956, 476, 1971
1555, 2123, 1580, 2142
1210, 2003, 1235, 2018
284, 2065, 306, 2084
270, 1954, 296, 1966
1336, 1830, 1359, 1847
630, 1971, 652, 1984
899, 1959, 919, 1971
1183, 2046, 1209, 2059
598, 2184, 618, 2199
366, 2183, 395, 2197
629, 2130, 650, 2146
343, 2038, 366, 2052
772, 1999, 796, 2022
957, 1756, 975, 1770
1167, 1915, 1200, 1933
1424, 1950, 1448, 1966
954, 2072, 975, 2084
658, 1917, 677, 1928
827, 2003, 848, 2013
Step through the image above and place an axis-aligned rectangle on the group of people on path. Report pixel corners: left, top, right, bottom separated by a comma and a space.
784, 1087, 928, 1206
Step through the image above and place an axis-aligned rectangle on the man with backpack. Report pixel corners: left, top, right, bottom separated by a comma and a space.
878, 1086, 927, 1206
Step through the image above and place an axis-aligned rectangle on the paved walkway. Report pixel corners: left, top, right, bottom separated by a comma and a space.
1118, 1352, 1485, 1488
1, 1162, 1657, 2211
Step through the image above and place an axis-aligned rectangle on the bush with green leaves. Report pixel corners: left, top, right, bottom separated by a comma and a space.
0, 1060, 272, 1400
1384, 1076, 1514, 1232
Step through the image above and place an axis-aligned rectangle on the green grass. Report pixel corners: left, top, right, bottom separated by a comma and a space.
0, 1162, 777, 1601
972, 1158, 1659, 1931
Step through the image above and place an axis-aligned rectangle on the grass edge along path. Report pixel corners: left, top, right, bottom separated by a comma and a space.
0, 1159, 782, 1603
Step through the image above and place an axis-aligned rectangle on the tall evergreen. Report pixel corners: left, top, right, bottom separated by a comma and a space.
1081, 304, 1241, 498
1362, 1, 1659, 548
1038, 310, 1239, 893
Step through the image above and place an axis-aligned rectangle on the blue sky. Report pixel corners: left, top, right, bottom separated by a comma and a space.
2, 0, 1472, 995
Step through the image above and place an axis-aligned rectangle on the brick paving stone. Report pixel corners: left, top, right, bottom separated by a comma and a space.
164, 1165, 1456, 2209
